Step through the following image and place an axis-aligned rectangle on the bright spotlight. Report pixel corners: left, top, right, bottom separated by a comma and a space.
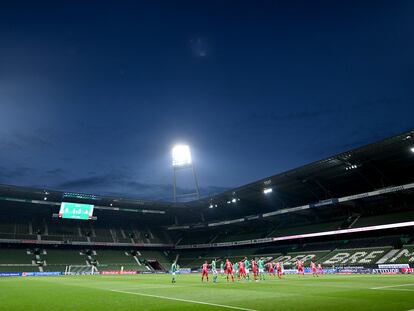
231, 198, 237, 203
172, 145, 192, 167
411, 147, 414, 153
263, 188, 273, 194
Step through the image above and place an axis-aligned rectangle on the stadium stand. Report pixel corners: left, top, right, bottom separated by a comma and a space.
272, 221, 343, 237
42, 249, 89, 272
354, 211, 414, 228
321, 246, 392, 266
91, 228, 114, 243
0, 248, 39, 272
380, 244, 414, 264
95, 249, 148, 272
0, 131, 414, 274
137, 250, 171, 270
273, 250, 332, 267
0, 249, 33, 264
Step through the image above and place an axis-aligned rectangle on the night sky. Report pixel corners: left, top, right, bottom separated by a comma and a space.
0, 1, 413, 200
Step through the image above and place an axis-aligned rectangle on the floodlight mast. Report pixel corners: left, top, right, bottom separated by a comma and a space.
172, 145, 200, 202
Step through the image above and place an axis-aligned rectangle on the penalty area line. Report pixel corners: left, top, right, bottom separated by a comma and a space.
110, 289, 259, 311
370, 283, 414, 290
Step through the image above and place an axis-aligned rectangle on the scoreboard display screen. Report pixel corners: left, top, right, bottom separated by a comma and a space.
59, 202, 94, 220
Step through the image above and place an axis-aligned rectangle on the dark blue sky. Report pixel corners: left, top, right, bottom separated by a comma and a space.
0, 1, 413, 200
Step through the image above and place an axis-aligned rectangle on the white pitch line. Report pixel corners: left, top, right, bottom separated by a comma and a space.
371, 283, 414, 290
376, 288, 414, 292
110, 289, 258, 311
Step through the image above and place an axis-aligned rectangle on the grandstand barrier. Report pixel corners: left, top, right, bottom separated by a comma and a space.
377, 264, 410, 269
0, 238, 174, 248
0, 272, 62, 277
175, 221, 414, 249
1, 266, 413, 277
336, 267, 373, 274
283, 268, 337, 274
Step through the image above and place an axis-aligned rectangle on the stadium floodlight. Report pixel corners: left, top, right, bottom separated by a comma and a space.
263, 187, 273, 194
410, 147, 414, 153
172, 145, 192, 167
172, 144, 200, 202
231, 198, 237, 203
345, 164, 358, 170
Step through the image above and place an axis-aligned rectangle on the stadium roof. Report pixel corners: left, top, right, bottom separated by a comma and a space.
0, 129, 413, 220
192, 129, 414, 218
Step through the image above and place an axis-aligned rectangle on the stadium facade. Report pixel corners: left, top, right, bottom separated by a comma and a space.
0, 130, 413, 275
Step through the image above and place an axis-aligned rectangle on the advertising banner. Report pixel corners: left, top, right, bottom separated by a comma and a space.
0, 272, 21, 277
372, 268, 399, 274
22, 272, 61, 277
378, 264, 409, 269
401, 268, 414, 274
100, 270, 137, 275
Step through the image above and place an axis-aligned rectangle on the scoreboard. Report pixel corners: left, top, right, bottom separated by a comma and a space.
58, 202, 94, 220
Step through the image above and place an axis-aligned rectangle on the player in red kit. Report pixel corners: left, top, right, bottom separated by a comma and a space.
266, 262, 275, 277
275, 262, 282, 279
296, 259, 304, 276
201, 260, 209, 282
225, 259, 234, 282
317, 263, 323, 275
310, 261, 318, 277
238, 260, 245, 281
251, 259, 258, 281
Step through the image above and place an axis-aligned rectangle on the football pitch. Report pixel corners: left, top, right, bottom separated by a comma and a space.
1, 274, 414, 310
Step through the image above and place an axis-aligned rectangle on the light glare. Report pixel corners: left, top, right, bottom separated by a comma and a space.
263, 188, 273, 194
172, 145, 192, 167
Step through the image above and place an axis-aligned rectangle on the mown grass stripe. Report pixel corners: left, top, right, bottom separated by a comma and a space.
110, 289, 259, 311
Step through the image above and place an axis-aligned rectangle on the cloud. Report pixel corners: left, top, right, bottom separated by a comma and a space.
190, 37, 209, 58
0, 131, 54, 152
55, 173, 228, 201
234, 108, 335, 132
45, 168, 65, 176
0, 166, 33, 181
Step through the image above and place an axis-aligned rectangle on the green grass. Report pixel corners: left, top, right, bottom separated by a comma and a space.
0, 273, 413, 310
